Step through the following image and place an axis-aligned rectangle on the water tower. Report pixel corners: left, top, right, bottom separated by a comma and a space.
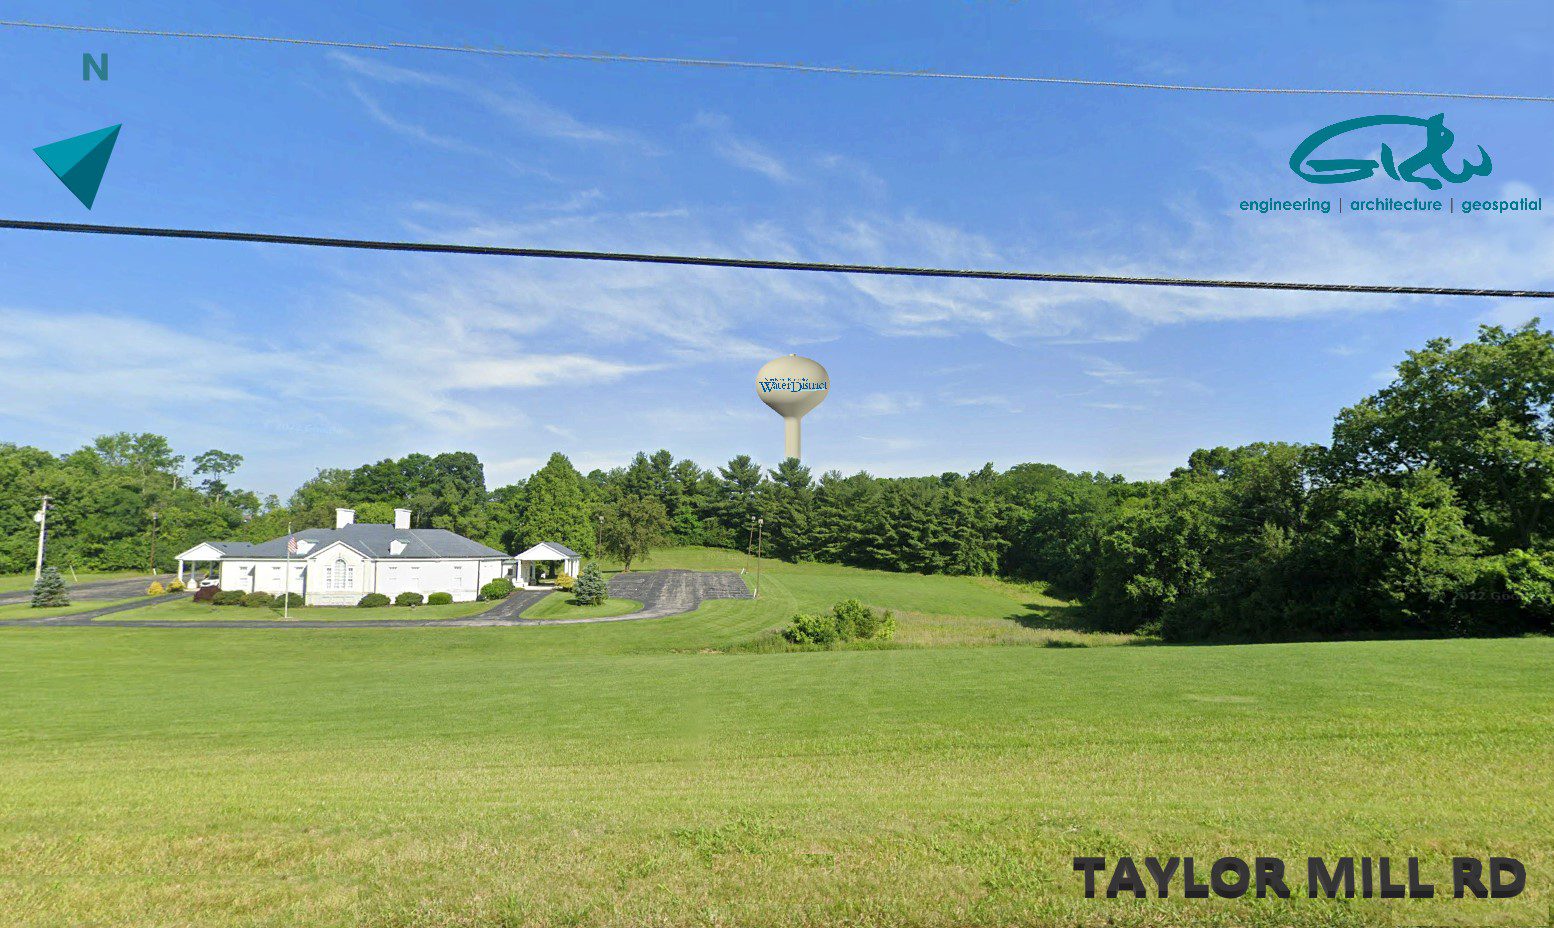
756, 355, 829, 460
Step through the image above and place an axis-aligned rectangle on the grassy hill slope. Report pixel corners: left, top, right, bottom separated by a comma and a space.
0, 548, 1547, 927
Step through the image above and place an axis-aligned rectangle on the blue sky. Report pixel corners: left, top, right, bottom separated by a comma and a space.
3, 2, 1554, 495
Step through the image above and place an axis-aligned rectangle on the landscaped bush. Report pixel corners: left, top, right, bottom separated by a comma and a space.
167, 580, 185, 593
29, 567, 69, 608
781, 599, 895, 647
146, 581, 166, 596
192, 585, 218, 603
273, 592, 304, 609
479, 578, 515, 601
358, 593, 391, 608
212, 590, 246, 606
573, 563, 607, 605
554, 572, 575, 592
427, 592, 453, 605
395, 591, 425, 607
241, 591, 275, 608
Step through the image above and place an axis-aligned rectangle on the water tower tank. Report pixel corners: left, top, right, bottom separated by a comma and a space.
756, 355, 829, 460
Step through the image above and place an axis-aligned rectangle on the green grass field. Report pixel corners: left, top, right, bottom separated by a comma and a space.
0, 568, 152, 593
115, 598, 501, 622
0, 595, 144, 621
521, 592, 643, 620
0, 547, 1548, 927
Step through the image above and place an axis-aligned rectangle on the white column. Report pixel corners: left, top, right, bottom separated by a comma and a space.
177, 560, 184, 583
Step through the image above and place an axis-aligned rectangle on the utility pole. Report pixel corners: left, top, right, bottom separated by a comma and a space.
33, 495, 50, 582
148, 511, 159, 575
755, 516, 764, 599
745, 517, 756, 574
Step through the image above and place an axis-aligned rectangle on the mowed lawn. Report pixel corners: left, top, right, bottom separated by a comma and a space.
0, 596, 144, 621
521, 593, 643, 620
0, 569, 151, 593
0, 549, 1549, 927
114, 598, 502, 622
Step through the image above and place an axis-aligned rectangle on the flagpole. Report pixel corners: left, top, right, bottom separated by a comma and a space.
284, 522, 292, 619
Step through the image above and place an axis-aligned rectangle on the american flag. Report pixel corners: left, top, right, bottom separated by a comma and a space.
287, 534, 298, 555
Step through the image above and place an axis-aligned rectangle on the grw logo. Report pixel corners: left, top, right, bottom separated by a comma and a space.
1290, 114, 1490, 190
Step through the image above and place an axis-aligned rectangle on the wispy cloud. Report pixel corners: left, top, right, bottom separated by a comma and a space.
854, 392, 923, 415
343, 79, 482, 153
1084, 401, 1147, 411
329, 52, 653, 152
947, 394, 1024, 413
695, 112, 794, 183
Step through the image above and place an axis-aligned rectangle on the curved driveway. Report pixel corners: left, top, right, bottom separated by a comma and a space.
0, 574, 174, 607
0, 570, 750, 629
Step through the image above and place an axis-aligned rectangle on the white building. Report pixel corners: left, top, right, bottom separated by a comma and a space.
176, 508, 519, 606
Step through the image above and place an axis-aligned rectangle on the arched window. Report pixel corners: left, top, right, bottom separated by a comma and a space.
333, 558, 349, 590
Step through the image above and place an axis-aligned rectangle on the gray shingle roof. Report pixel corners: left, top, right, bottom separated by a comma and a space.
207, 541, 257, 555
222, 524, 510, 560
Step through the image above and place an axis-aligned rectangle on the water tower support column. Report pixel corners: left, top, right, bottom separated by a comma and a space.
784, 417, 802, 459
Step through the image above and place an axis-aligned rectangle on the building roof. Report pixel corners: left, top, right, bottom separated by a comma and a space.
213, 524, 510, 561
516, 541, 582, 560
208, 541, 258, 554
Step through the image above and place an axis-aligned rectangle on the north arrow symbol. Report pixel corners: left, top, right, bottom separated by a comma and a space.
34, 124, 122, 209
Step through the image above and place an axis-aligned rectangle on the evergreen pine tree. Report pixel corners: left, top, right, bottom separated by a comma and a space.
573, 562, 608, 605
513, 452, 596, 555
30, 566, 69, 608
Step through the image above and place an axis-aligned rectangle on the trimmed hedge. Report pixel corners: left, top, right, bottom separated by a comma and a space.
427, 592, 453, 605
479, 578, 515, 601
146, 581, 166, 596
212, 590, 246, 606
241, 591, 275, 608
273, 592, 304, 609
358, 593, 391, 608
394, 591, 425, 607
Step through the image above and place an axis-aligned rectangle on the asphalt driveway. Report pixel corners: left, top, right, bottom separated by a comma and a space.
0, 573, 172, 606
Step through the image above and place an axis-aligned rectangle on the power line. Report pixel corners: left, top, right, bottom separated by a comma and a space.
4, 18, 1553, 104
2, 218, 1548, 299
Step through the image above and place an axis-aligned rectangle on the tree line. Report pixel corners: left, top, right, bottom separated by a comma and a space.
3, 322, 1551, 641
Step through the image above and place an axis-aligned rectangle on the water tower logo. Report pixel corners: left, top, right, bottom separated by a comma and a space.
757, 355, 829, 460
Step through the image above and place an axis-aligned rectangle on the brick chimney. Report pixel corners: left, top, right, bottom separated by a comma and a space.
394, 508, 412, 530
335, 508, 355, 529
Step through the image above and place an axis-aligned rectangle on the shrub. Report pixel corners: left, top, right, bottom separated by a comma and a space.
358, 592, 391, 608
395, 591, 425, 607
242, 591, 275, 608
427, 592, 453, 605
167, 580, 185, 593
554, 572, 575, 592
192, 585, 218, 603
30, 567, 69, 608
781, 599, 895, 646
574, 563, 607, 605
833, 599, 894, 641
146, 581, 166, 596
212, 590, 246, 606
781, 612, 838, 645
273, 592, 304, 609
479, 578, 515, 601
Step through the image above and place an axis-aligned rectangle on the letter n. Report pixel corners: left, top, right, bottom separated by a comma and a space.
83, 53, 108, 81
